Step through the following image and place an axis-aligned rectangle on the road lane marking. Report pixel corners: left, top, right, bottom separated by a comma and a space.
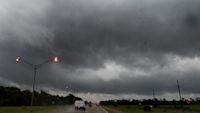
100, 106, 108, 113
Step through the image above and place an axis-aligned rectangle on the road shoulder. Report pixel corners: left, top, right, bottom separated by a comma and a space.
102, 106, 124, 113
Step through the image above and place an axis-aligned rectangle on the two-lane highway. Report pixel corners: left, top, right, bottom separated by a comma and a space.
64, 105, 108, 113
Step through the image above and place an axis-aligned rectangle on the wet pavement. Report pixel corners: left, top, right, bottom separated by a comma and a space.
62, 105, 108, 113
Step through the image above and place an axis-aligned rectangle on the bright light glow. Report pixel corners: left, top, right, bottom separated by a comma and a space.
16, 57, 20, 63
53, 56, 59, 63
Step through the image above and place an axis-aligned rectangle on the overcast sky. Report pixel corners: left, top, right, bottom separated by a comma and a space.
0, 0, 200, 101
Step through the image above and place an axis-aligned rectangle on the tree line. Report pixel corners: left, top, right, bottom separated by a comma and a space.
100, 98, 200, 106
0, 86, 82, 106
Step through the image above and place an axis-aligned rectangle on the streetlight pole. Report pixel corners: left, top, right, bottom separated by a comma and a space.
16, 56, 59, 113
177, 80, 182, 108
30, 65, 37, 108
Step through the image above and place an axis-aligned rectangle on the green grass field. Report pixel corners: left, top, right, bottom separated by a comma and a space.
0, 106, 69, 113
188, 105, 200, 110
107, 105, 200, 113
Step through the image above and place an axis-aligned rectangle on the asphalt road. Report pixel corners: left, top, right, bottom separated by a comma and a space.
64, 105, 108, 113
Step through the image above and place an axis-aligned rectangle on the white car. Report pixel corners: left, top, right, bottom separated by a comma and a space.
74, 100, 86, 111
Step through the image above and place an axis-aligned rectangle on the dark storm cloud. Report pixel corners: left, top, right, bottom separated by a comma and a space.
1, 0, 200, 97
42, 0, 200, 69
48, 0, 200, 52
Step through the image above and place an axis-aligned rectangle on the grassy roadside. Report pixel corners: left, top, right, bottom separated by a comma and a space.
0, 106, 69, 113
105, 105, 197, 113
187, 105, 200, 110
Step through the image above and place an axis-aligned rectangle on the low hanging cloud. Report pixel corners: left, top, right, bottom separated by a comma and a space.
0, 0, 200, 99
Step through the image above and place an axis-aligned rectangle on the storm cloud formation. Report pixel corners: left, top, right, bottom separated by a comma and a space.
1, 0, 200, 100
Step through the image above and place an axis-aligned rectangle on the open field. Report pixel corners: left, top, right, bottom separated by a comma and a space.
105, 105, 200, 113
187, 105, 200, 110
159, 105, 200, 111
0, 106, 69, 113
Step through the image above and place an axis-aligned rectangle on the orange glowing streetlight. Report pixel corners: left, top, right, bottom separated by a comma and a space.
53, 56, 59, 63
